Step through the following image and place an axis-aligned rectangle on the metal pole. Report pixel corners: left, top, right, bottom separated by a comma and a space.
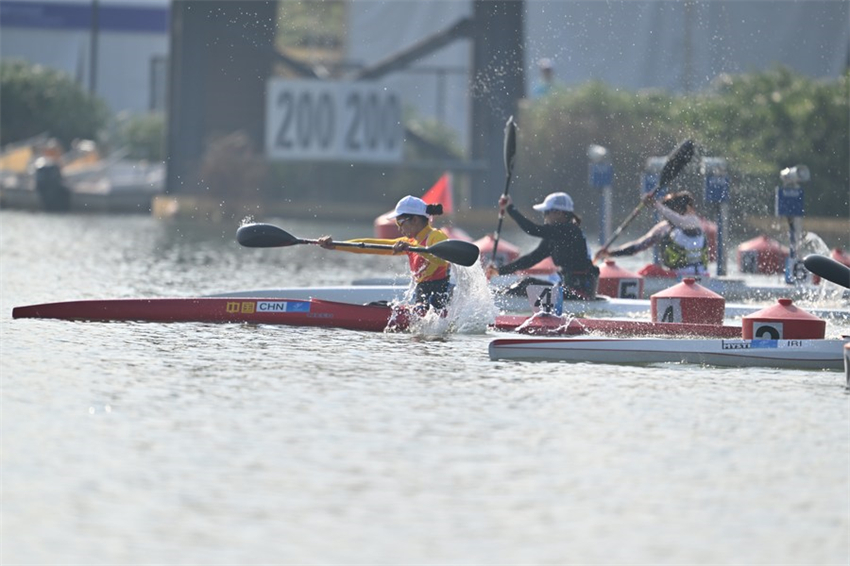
701, 157, 729, 277
89, 0, 99, 95
588, 145, 612, 247
436, 68, 446, 124
602, 185, 612, 246
717, 202, 728, 276
776, 165, 809, 284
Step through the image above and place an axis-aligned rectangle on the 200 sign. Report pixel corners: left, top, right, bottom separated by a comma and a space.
266, 80, 403, 162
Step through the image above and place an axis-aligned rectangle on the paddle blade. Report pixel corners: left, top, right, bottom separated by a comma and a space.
658, 139, 695, 189
596, 139, 695, 258
236, 223, 301, 248
503, 116, 517, 176
426, 240, 481, 267
803, 254, 850, 289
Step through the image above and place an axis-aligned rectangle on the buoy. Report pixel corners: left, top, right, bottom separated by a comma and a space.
737, 235, 788, 275
598, 259, 644, 299
651, 277, 725, 325
742, 298, 826, 340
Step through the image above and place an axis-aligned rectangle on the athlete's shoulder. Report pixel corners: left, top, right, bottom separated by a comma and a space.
426, 227, 448, 244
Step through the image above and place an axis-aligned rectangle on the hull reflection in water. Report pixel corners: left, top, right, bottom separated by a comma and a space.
489, 336, 849, 371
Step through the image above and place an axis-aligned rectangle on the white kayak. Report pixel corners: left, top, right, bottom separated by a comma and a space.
489, 336, 849, 371
354, 274, 850, 305
209, 285, 410, 305
209, 285, 849, 321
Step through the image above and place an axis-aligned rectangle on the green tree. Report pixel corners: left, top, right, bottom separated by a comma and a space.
115, 113, 166, 161
518, 68, 848, 232
0, 59, 109, 148
676, 67, 849, 218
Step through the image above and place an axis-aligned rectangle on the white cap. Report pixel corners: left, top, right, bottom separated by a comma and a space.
533, 192, 574, 213
388, 195, 428, 218
538, 58, 553, 69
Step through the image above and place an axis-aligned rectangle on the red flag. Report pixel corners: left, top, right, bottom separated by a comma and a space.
421, 172, 453, 215
373, 172, 454, 238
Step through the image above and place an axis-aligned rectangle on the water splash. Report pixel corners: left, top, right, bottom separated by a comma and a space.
799, 231, 831, 257
514, 310, 575, 335
445, 260, 500, 334
799, 232, 847, 303
400, 261, 499, 337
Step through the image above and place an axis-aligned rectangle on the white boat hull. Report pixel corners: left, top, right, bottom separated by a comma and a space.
209, 285, 849, 321
355, 274, 850, 305
489, 337, 849, 370
208, 285, 411, 305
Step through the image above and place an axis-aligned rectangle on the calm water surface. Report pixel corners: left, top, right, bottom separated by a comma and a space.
2, 210, 848, 565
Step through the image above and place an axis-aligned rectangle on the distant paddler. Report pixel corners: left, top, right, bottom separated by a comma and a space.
486, 191, 599, 301
595, 190, 709, 278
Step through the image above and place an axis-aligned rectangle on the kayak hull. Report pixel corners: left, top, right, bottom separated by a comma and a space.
12, 297, 401, 332
489, 337, 849, 370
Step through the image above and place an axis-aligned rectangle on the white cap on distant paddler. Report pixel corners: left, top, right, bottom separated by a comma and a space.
532, 192, 574, 213
388, 195, 428, 218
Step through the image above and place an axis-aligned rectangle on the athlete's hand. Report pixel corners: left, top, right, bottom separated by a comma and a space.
498, 195, 512, 214
593, 248, 609, 263
317, 236, 335, 249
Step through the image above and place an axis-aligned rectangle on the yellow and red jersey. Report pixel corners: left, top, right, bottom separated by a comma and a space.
341, 225, 449, 283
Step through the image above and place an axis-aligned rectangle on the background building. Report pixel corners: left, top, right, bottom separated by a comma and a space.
1, 0, 169, 113
347, 0, 849, 151
2, 0, 848, 204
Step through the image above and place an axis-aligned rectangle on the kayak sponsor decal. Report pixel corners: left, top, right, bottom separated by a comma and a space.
721, 340, 753, 350
224, 301, 312, 314
256, 301, 311, 313
226, 301, 256, 314
721, 339, 805, 350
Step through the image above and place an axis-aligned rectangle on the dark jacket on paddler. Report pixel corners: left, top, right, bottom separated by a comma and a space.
496, 205, 598, 299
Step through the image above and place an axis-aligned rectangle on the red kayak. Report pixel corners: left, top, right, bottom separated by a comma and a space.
13, 297, 742, 338
12, 297, 408, 332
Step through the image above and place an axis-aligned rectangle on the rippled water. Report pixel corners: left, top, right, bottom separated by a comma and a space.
2, 210, 848, 564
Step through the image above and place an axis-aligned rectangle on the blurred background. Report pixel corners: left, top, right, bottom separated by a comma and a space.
1, 0, 848, 248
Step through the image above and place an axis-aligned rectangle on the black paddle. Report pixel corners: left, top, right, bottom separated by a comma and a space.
595, 139, 695, 262
490, 115, 518, 264
803, 254, 850, 289
237, 223, 481, 267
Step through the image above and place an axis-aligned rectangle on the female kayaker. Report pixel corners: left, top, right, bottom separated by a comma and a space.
486, 191, 599, 300
594, 190, 709, 277
317, 195, 451, 312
